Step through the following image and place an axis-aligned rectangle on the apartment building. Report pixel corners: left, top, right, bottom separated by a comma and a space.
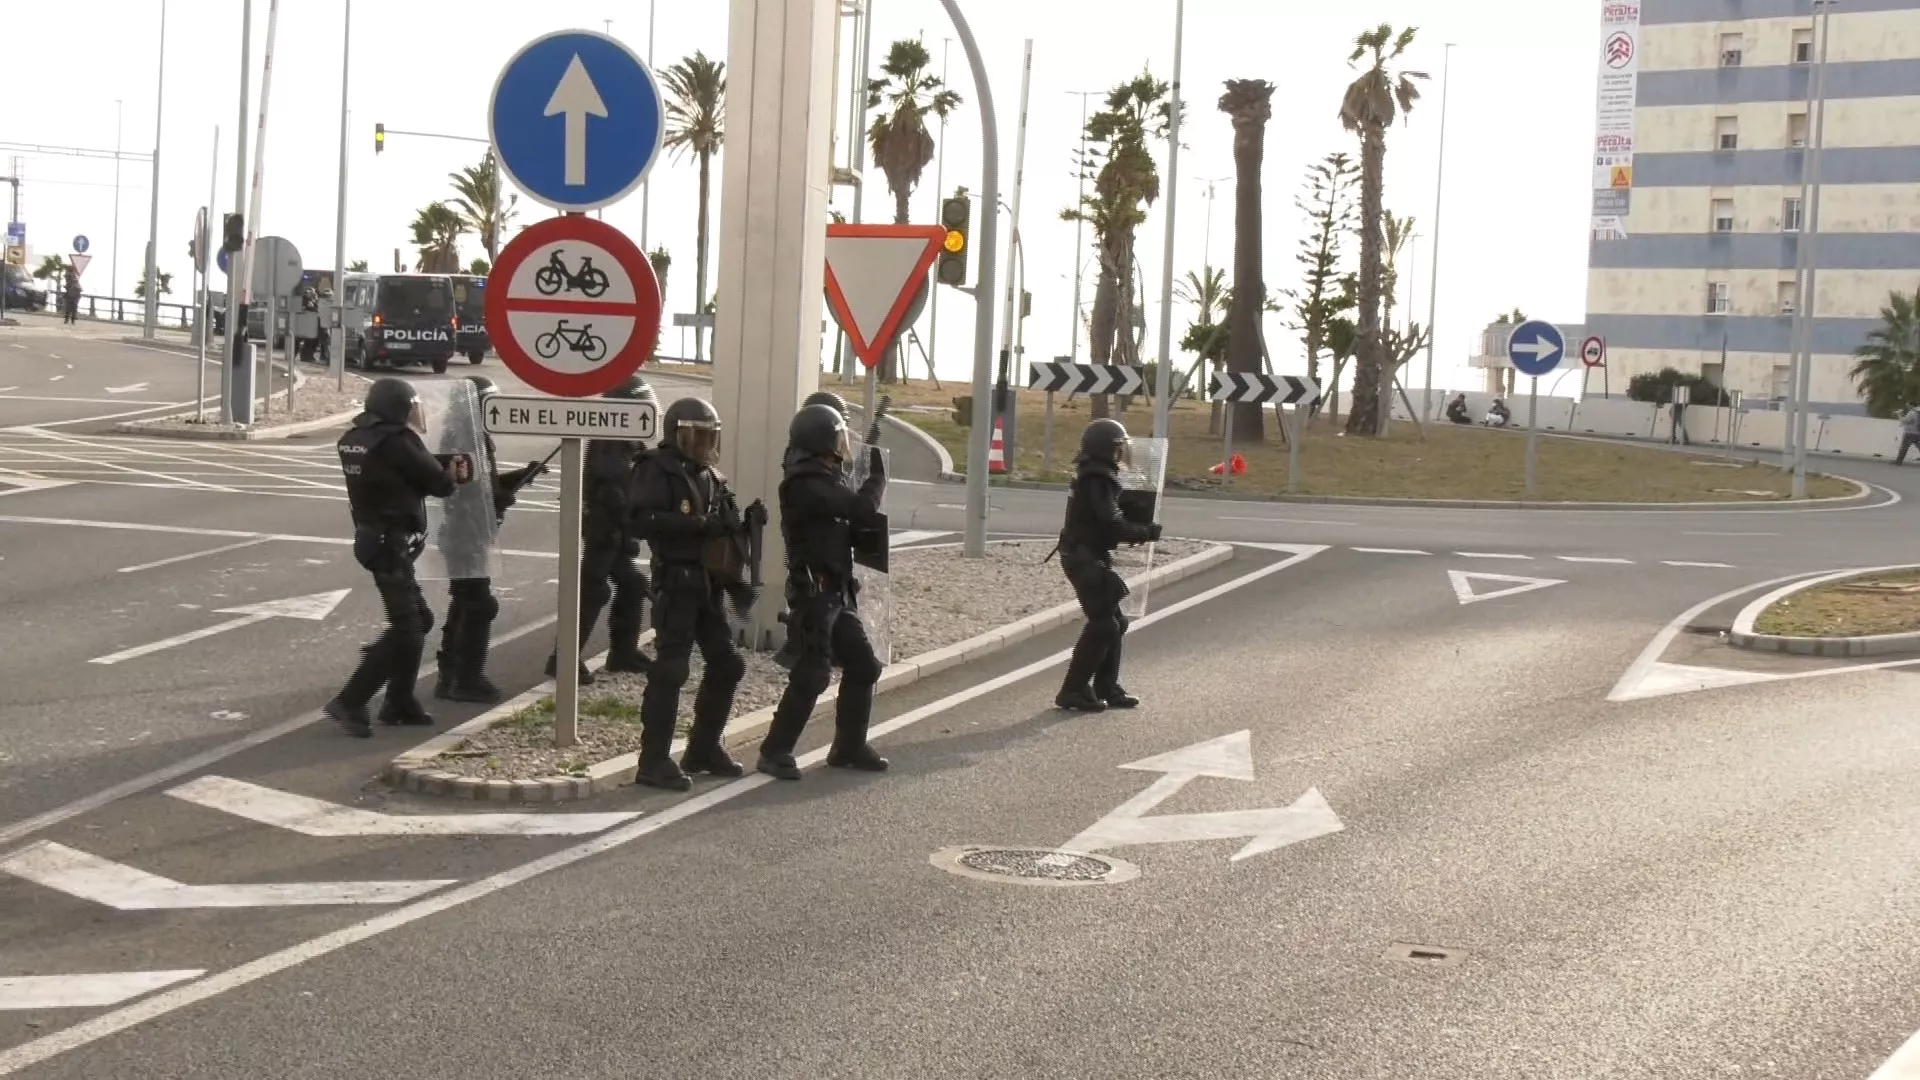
1584, 0, 1920, 414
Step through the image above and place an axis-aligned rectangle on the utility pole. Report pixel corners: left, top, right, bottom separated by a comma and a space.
224, 0, 253, 425
838, 0, 876, 382
940, 0, 1000, 559
331, 0, 352, 390
1792, 0, 1835, 499
112, 101, 123, 303
926, 36, 951, 375
1067, 90, 1099, 363
1151, 0, 1185, 441
141, 0, 168, 338
1420, 43, 1454, 422
994, 39, 1033, 448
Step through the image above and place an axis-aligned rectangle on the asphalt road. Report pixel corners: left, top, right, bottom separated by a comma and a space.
6, 332, 1920, 1076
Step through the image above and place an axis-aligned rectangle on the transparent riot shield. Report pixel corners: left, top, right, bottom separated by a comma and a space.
1117, 436, 1169, 618
847, 439, 893, 667
416, 380, 502, 582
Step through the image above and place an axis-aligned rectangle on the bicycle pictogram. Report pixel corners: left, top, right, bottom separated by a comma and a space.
533, 320, 609, 364
533, 250, 611, 298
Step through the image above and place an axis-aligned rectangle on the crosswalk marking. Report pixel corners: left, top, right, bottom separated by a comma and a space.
0, 841, 455, 910
167, 776, 640, 837
0, 971, 205, 1011
1557, 556, 1635, 565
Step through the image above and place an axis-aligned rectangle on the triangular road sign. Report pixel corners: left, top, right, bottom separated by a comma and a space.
68, 253, 91, 278
823, 224, 947, 368
1448, 570, 1565, 606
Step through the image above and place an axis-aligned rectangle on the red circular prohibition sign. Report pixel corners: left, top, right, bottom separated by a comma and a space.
483, 214, 663, 398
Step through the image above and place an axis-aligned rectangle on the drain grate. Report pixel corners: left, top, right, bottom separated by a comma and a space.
1384, 942, 1466, 967
929, 845, 1140, 888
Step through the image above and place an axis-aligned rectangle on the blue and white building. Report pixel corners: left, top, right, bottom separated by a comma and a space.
1583, 0, 1920, 414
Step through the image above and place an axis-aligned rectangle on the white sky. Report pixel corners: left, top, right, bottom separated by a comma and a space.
3, 0, 1600, 390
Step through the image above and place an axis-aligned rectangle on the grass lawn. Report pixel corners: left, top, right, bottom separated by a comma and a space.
874, 383, 1853, 503
1754, 570, 1920, 637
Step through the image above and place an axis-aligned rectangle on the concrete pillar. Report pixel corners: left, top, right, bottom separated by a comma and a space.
710, 0, 837, 650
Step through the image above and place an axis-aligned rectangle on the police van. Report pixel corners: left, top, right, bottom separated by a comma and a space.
449, 274, 490, 366
338, 272, 461, 373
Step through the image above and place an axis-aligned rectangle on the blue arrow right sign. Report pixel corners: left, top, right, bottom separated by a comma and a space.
1506, 320, 1566, 378
488, 29, 665, 213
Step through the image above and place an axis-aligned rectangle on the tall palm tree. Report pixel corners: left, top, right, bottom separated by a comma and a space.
866, 38, 962, 382
447, 153, 517, 261
1339, 23, 1426, 436
1219, 78, 1277, 442
409, 203, 467, 274
31, 254, 67, 286
1850, 288, 1920, 418
661, 51, 725, 364
1175, 266, 1231, 390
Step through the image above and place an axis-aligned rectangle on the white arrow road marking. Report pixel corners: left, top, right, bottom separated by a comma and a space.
1059, 730, 1344, 864
1449, 570, 1566, 606
103, 383, 149, 395
89, 588, 350, 665
117, 536, 274, 574
0, 972, 205, 1011
545, 53, 608, 187
166, 776, 641, 837
0, 842, 454, 909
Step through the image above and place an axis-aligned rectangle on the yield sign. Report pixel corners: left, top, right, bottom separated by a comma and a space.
823, 223, 946, 369
67, 253, 91, 278
1449, 570, 1565, 606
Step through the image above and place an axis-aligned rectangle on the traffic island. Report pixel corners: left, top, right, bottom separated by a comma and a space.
1729, 566, 1920, 657
387, 538, 1231, 801
885, 384, 1858, 505
113, 372, 370, 440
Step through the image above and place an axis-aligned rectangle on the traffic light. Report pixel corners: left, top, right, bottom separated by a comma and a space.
374, 123, 385, 155
937, 196, 969, 287
221, 213, 243, 254
188, 236, 199, 267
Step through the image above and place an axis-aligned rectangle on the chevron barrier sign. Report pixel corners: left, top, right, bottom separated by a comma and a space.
1027, 361, 1144, 397
1209, 372, 1321, 406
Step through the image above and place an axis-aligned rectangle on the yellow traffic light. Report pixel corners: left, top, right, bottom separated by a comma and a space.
943, 229, 965, 254
374, 123, 386, 155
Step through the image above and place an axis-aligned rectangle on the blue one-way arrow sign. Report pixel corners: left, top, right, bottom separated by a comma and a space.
488, 29, 665, 213
1506, 320, 1566, 378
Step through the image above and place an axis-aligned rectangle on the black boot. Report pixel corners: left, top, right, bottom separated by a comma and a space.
827, 742, 890, 772
1099, 687, 1141, 708
756, 752, 802, 781
1054, 686, 1108, 712
604, 648, 653, 674
379, 698, 435, 726
544, 654, 596, 685
635, 757, 692, 791
1094, 634, 1137, 708
325, 698, 373, 738
681, 741, 745, 778
634, 693, 690, 791
432, 651, 456, 700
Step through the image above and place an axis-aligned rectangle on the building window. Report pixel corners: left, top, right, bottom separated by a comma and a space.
1777, 280, 1798, 314
1771, 364, 1793, 399
1720, 33, 1744, 66
1788, 112, 1808, 148
1782, 196, 1804, 231
1793, 28, 1814, 63
1708, 281, 1731, 314
1712, 198, 1736, 232
1702, 362, 1726, 388
1715, 116, 1739, 151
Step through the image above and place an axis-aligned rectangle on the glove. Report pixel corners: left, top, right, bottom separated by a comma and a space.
868, 446, 886, 478
523, 460, 549, 481
700, 513, 732, 538
449, 454, 473, 484
744, 499, 768, 529
1146, 523, 1164, 543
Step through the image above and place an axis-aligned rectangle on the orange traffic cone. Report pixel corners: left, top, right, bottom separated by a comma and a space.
1207, 453, 1247, 477
988, 416, 1008, 475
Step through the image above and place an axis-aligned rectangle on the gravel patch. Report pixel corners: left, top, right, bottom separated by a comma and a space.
133, 371, 370, 434
437, 537, 1214, 779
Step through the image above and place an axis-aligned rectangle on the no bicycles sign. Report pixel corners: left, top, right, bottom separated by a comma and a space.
483, 214, 663, 397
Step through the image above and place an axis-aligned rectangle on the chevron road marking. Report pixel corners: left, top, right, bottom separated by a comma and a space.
0, 972, 206, 1011
166, 776, 640, 838
0, 842, 455, 910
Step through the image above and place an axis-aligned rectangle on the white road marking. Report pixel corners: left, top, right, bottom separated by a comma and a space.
1556, 555, 1635, 564
1870, 1026, 1920, 1078
167, 776, 641, 837
0, 544, 1328, 1075
0, 972, 206, 1011
1449, 570, 1566, 605
0, 387, 17, 393
116, 537, 274, 574
1662, 560, 1735, 568
47, 376, 63, 383
1683, 531, 1779, 537
1218, 516, 1358, 526
1350, 547, 1428, 556
21, 428, 341, 491
88, 590, 351, 666
0, 842, 455, 910
888, 529, 949, 546
0, 512, 560, 559
1454, 551, 1532, 560
0, 395, 176, 405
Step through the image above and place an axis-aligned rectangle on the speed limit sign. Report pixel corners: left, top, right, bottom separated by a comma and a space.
1580, 335, 1606, 368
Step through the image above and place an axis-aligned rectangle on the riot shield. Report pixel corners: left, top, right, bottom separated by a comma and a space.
1117, 436, 1168, 618
847, 440, 893, 667
416, 379, 502, 582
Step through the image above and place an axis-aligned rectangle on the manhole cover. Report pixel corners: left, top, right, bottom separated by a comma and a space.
929, 845, 1140, 888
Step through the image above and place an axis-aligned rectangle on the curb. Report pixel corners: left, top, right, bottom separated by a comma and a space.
386, 542, 1236, 801
1727, 563, 1920, 657
110, 408, 362, 441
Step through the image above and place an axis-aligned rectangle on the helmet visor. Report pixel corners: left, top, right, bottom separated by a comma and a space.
1116, 436, 1132, 470
676, 424, 722, 466
407, 398, 427, 435
834, 425, 853, 465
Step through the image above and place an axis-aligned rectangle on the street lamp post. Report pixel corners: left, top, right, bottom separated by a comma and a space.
331, 0, 352, 390
1791, 0, 1835, 499
141, 0, 168, 338
926, 37, 951, 375
1067, 90, 1099, 364
112, 100, 122, 305
1151, 0, 1185, 442
1420, 42, 1454, 422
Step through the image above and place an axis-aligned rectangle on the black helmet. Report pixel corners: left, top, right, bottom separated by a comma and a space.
364, 377, 418, 427
1077, 417, 1130, 467
604, 375, 656, 403
661, 396, 722, 466
802, 390, 849, 419
788, 403, 852, 465
466, 375, 498, 398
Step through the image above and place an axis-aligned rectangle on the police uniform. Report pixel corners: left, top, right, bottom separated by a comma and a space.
1054, 418, 1160, 712
626, 397, 755, 791
435, 375, 546, 705
757, 403, 890, 780
772, 391, 854, 671
546, 378, 658, 685
327, 377, 473, 737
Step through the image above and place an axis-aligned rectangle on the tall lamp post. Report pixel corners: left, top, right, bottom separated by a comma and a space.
331, 0, 352, 390
141, 0, 168, 338
1066, 90, 1100, 363
1420, 42, 1454, 421
1790, 0, 1835, 499
1150, 0, 1185, 441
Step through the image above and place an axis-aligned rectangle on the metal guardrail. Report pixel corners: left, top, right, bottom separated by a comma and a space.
10, 293, 199, 330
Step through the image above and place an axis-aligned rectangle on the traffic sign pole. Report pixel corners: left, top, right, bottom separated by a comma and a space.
1505, 320, 1566, 498
554, 431, 583, 749
1525, 377, 1539, 495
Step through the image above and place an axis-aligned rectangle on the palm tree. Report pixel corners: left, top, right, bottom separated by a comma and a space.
31, 254, 67, 286
1339, 23, 1427, 436
1062, 70, 1173, 418
347, 260, 369, 272
661, 51, 725, 364
409, 203, 467, 274
133, 270, 172, 298
447, 153, 517, 261
1382, 213, 1415, 325
1850, 288, 1920, 418
867, 39, 962, 383
1219, 78, 1277, 442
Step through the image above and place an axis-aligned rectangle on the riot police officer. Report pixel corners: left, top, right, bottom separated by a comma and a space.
802, 389, 850, 418
757, 403, 890, 780
327, 377, 474, 737
627, 397, 761, 791
295, 287, 323, 364
435, 375, 547, 705
1054, 418, 1160, 712
772, 389, 856, 670
546, 376, 658, 684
